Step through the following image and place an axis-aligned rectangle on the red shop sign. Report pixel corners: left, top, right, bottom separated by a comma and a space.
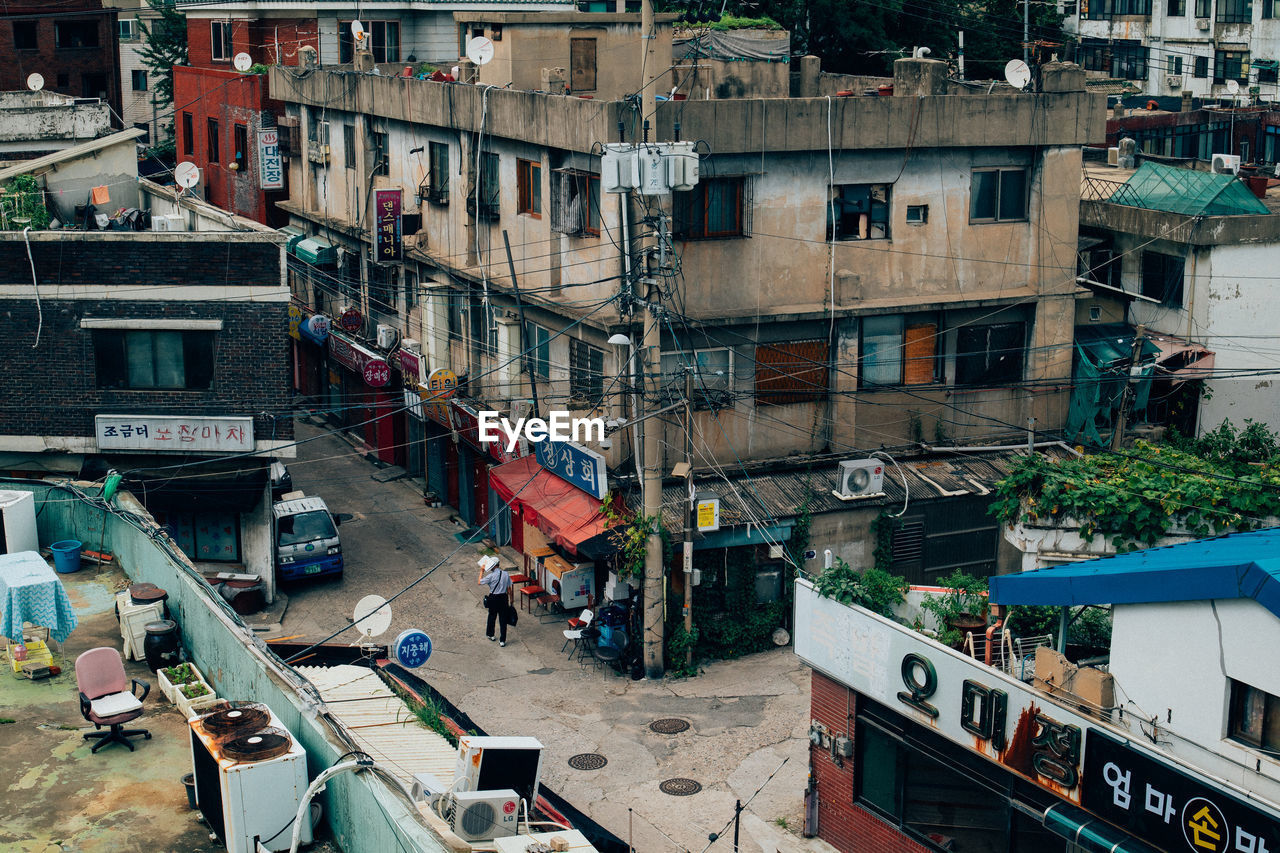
328, 332, 390, 388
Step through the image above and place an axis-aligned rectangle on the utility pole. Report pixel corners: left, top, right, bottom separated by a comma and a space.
682, 367, 694, 668
1023, 0, 1030, 67
1112, 324, 1146, 451
639, 0, 665, 680
958, 30, 965, 81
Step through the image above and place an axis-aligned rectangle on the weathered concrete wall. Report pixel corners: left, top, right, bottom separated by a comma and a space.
0, 98, 112, 153
10, 478, 451, 853
675, 56, 789, 100
13, 133, 140, 212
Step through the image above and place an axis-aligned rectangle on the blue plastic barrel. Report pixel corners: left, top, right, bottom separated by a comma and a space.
50, 539, 83, 573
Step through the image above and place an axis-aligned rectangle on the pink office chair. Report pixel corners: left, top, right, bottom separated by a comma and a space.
75, 647, 152, 753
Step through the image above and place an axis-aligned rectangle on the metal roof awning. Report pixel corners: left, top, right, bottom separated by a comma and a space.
294, 236, 336, 266
1042, 803, 1162, 853
1075, 323, 1162, 368
278, 225, 305, 255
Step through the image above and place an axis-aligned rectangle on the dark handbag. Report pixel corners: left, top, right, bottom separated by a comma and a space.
506, 604, 518, 627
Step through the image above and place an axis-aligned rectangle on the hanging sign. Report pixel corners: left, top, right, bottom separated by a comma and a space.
374, 188, 403, 262
393, 629, 432, 668
695, 492, 720, 533
338, 306, 362, 333
533, 438, 608, 500
328, 331, 390, 388
288, 303, 303, 340
258, 128, 284, 190
423, 367, 457, 425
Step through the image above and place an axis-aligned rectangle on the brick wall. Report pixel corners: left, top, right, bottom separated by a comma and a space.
0, 238, 280, 288
0, 7, 122, 127
810, 671, 931, 853
186, 17, 319, 69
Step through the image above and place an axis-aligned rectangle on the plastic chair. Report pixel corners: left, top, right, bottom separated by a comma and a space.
567, 608, 593, 632
75, 647, 151, 753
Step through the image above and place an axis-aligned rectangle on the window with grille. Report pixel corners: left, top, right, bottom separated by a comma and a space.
371, 131, 389, 177
569, 338, 604, 403
674, 176, 749, 239
551, 169, 600, 235
467, 151, 500, 219
754, 340, 828, 405
1215, 49, 1250, 82
428, 142, 449, 203
1194, 55, 1209, 78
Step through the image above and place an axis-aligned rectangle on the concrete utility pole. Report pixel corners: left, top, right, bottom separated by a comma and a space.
637, 0, 667, 680
1023, 0, 1030, 68
682, 367, 695, 668
1112, 323, 1147, 451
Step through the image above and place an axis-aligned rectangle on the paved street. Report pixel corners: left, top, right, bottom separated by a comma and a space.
270, 420, 832, 853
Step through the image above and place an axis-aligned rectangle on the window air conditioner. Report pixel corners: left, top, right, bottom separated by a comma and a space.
401, 337, 421, 354
1211, 153, 1241, 175
1166, 75, 1182, 88
834, 459, 885, 500
446, 789, 521, 842
376, 324, 397, 349
1196, 17, 1210, 28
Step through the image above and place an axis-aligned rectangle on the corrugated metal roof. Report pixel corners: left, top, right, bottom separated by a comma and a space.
296, 664, 457, 790
627, 444, 1077, 533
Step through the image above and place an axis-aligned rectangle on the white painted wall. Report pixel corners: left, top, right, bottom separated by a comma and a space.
241, 481, 276, 603
1110, 597, 1280, 799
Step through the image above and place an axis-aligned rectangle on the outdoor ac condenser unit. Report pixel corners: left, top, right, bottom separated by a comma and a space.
448, 789, 521, 842
1212, 153, 1241, 175
376, 324, 397, 349
1197, 16, 1210, 28
834, 459, 885, 500
1166, 75, 1182, 88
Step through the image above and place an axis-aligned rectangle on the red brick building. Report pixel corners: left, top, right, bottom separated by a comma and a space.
0, 1, 122, 126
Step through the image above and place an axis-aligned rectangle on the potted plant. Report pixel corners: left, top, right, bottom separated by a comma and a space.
176, 678, 219, 718
920, 571, 989, 648
157, 662, 198, 702
813, 558, 909, 619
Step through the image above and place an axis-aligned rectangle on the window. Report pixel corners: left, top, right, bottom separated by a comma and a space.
1258, 60, 1279, 83
1195, 55, 1210, 78
755, 339, 829, 405
339, 21, 400, 63
1081, 246, 1121, 288
1266, 0, 1278, 17
1215, 49, 1250, 83
131, 69, 147, 91
211, 21, 232, 62
12, 21, 37, 50
529, 324, 551, 379
906, 204, 928, 224
1196, 0, 1212, 14
93, 331, 216, 390
1169, 0, 1186, 13
119, 18, 138, 41
1169, 55, 1184, 75
829, 183, 890, 240
570, 37, 597, 91
132, 122, 150, 144
1085, 0, 1153, 16
955, 322, 1025, 385
970, 168, 1028, 222
1217, 0, 1252, 21
674, 176, 748, 239
371, 130, 389, 176
428, 142, 449, 203
517, 159, 542, 217
81, 72, 107, 100
1266, 126, 1280, 162
660, 348, 734, 406
1110, 41, 1150, 80
343, 124, 356, 170
860, 315, 939, 388
207, 118, 220, 163
182, 112, 194, 156
1229, 680, 1280, 752
1141, 251, 1185, 306
551, 169, 601, 235
55, 20, 99, 49
569, 338, 605, 402
233, 124, 248, 169
471, 151, 500, 218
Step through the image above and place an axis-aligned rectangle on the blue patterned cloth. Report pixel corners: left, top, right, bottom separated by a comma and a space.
0, 551, 78, 643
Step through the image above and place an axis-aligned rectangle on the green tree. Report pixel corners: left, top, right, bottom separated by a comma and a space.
137, 0, 188, 154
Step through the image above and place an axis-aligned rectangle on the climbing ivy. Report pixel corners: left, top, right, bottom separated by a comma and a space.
869, 510, 897, 572
601, 492, 663, 581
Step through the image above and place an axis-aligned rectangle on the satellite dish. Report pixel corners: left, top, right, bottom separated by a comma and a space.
1004, 59, 1031, 90
174, 161, 200, 189
233, 52, 252, 72
353, 594, 392, 640
26, 73, 44, 92
466, 36, 495, 66
350, 20, 366, 42
1227, 79, 1241, 95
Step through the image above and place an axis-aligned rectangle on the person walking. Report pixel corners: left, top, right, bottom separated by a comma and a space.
477, 555, 513, 646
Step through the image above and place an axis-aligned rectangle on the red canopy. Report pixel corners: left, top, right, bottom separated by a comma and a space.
490, 455, 612, 556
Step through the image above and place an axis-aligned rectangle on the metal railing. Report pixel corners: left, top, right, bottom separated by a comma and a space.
1082, 175, 1144, 206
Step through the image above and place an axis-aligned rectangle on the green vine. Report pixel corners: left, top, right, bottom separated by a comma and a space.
602, 492, 663, 580
870, 511, 896, 572
665, 623, 700, 677
813, 557, 908, 618
2, 175, 51, 229
989, 432, 1280, 548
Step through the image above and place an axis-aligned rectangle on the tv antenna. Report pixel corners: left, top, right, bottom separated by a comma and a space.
352, 594, 392, 645
1004, 59, 1031, 90
27, 73, 44, 92
466, 36, 494, 66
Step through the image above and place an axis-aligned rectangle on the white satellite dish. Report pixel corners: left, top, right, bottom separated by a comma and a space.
233, 52, 252, 72
353, 594, 392, 640
350, 20, 366, 42
174, 161, 200, 189
466, 36, 495, 66
26, 73, 44, 92
1227, 79, 1241, 95
1004, 59, 1031, 90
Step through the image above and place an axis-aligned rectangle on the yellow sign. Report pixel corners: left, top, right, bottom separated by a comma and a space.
287, 303, 303, 340
696, 495, 720, 533
426, 367, 458, 399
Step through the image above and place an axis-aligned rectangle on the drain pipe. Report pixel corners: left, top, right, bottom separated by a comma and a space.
287, 756, 416, 853
985, 603, 1005, 668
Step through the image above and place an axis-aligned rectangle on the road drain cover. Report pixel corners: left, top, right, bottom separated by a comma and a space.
659, 778, 702, 796
649, 718, 690, 734
568, 753, 608, 771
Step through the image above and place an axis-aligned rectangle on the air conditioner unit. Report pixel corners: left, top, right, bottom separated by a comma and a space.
447, 789, 521, 842
0, 490, 38, 554
1196, 16, 1210, 28
376, 324, 397, 349
834, 459, 885, 500
151, 213, 186, 232
1212, 153, 1241, 175
1166, 75, 1182, 89
401, 337, 421, 354
454, 736, 543, 810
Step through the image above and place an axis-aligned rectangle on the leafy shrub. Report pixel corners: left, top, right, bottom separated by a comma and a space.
813, 558, 908, 618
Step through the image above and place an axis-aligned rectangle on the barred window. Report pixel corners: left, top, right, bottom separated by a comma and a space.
754, 340, 828, 405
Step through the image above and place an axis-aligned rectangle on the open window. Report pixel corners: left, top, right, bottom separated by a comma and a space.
829, 183, 890, 240
551, 169, 600, 236
859, 315, 940, 388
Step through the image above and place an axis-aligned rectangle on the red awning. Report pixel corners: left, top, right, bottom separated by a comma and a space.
490, 456, 613, 556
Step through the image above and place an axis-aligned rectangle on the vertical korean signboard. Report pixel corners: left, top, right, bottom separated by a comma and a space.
258, 129, 284, 190
374, 188, 402, 262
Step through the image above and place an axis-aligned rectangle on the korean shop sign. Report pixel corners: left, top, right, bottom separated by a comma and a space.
532, 437, 608, 500
96, 415, 254, 452
258, 129, 284, 190
327, 331, 390, 388
1083, 728, 1280, 853
374, 188, 402, 262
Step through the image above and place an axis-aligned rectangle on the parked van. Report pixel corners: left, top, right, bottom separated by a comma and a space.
272, 493, 342, 581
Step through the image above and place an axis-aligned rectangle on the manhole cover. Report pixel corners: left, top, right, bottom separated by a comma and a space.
568, 753, 608, 771
649, 718, 690, 734
659, 778, 702, 796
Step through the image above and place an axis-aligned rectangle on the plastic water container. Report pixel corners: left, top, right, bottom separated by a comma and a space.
50, 540, 83, 573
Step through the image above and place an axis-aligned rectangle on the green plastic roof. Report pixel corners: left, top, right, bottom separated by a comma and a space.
1108, 162, 1269, 216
